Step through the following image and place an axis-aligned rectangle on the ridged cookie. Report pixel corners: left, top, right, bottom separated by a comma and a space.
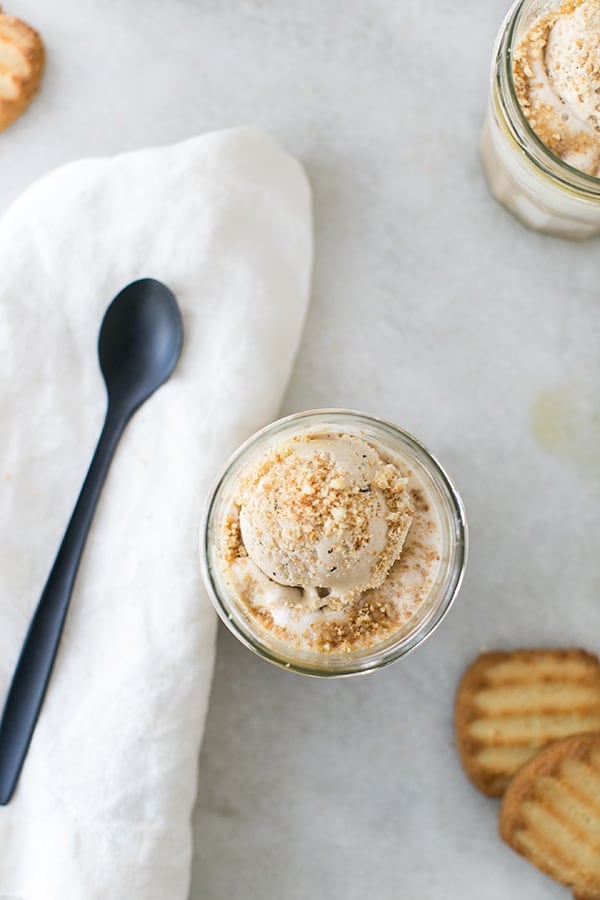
500, 732, 600, 899
455, 649, 600, 796
0, 10, 44, 131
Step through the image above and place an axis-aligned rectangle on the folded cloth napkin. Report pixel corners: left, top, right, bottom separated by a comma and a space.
0, 127, 312, 899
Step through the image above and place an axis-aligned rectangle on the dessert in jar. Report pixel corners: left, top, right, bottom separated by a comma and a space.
481, 0, 600, 238
200, 410, 467, 677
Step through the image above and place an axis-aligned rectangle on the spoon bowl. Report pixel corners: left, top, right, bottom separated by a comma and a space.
99, 278, 183, 413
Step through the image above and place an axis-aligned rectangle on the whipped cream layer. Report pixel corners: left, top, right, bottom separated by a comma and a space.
513, 0, 600, 176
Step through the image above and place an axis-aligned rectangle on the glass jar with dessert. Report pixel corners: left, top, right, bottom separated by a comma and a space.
481, 0, 600, 239
200, 410, 467, 677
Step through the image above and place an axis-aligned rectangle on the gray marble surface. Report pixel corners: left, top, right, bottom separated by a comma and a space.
3, 1, 600, 898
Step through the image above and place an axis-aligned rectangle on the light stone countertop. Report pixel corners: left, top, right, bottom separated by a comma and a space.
3, 2, 599, 898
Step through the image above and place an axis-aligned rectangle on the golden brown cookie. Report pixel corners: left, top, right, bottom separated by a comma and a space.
500, 732, 600, 899
0, 9, 44, 132
455, 649, 600, 796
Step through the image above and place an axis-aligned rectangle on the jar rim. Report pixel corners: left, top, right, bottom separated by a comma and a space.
200, 409, 468, 678
499, 0, 600, 196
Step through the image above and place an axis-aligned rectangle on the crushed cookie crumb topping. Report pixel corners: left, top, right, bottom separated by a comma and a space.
218, 430, 442, 654
512, 0, 600, 175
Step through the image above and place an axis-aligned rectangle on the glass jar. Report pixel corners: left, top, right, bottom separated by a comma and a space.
200, 409, 467, 678
481, 0, 600, 239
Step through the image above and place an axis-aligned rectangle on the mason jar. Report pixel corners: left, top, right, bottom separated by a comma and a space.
481, 0, 600, 239
200, 409, 467, 678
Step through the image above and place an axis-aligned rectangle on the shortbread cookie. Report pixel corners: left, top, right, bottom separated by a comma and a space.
455, 649, 600, 796
0, 10, 44, 131
500, 732, 600, 899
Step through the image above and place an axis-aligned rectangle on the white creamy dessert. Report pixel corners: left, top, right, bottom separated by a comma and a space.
481, 0, 600, 238
513, 0, 600, 175
216, 429, 442, 654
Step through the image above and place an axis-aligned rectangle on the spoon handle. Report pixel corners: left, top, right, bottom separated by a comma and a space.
0, 403, 128, 805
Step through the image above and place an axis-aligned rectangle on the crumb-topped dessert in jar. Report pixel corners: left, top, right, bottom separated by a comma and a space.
481, 0, 600, 238
201, 410, 467, 677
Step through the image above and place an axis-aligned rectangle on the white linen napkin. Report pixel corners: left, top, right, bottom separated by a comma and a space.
0, 126, 312, 899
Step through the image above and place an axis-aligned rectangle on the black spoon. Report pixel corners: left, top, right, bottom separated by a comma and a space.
0, 278, 183, 805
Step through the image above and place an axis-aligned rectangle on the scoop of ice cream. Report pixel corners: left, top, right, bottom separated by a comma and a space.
546, 0, 600, 130
238, 434, 414, 603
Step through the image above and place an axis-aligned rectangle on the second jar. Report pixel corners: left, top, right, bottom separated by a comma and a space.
481, 0, 600, 239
